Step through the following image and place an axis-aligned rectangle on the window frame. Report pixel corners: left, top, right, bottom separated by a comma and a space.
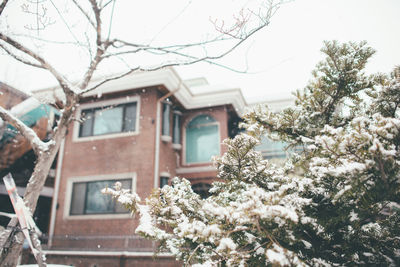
183, 114, 221, 165
73, 96, 140, 142
64, 172, 137, 220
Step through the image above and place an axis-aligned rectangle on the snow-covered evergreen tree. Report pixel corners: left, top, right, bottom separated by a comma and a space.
104, 41, 400, 266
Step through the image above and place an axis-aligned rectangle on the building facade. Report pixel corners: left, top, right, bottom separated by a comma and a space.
1, 68, 294, 266
30, 68, 247, 266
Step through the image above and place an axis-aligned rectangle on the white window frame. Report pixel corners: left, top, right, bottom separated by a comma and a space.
73, 96, 140, 142
64, 172, 137, 220
183, 114, 221, 165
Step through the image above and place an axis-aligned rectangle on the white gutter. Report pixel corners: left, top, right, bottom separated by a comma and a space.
153, 101, 162, 188
48, 139, 65, 248
153, 85, 181, 188
43, 250, 173, 257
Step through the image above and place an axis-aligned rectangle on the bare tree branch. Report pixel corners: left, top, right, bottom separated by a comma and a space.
0, 106, 48, 155
0, 33, 73, 95
71, 0, 96, 29
78, 0, 109, 90
12, 32, 87, 46
0, 0, 9, 16
100, 0, 114, 10
81, 67, 139, 94
0, 43, 44, 69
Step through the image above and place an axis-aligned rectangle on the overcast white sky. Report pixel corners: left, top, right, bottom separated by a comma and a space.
1, 0, 399, 103
176, 0, 400, 103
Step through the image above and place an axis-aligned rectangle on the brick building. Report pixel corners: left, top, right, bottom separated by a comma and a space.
1, 68, 293, 266
26, 68, 246, 266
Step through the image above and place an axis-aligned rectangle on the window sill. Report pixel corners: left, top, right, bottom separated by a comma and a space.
64, 213, 132, 220
161, 135, 172, 142
73, 131, 139, 142
172, 143, 182, 150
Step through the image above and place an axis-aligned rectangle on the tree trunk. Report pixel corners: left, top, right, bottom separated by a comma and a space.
0, 126, 67, 266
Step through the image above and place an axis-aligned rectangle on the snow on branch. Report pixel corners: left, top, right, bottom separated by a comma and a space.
0, 0, 9, 16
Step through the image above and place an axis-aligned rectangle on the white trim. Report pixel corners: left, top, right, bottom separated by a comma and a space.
172, 143, 182, 150
176, 165, 216, 174
172, 110, 182, 116
33, 67, 248, 116
159, 172, 171, 178
72, 96, 141, 142
0, 185, 53, 198
63, 172, 137, 220
48, 139, 65, 247
153, 101, 161, 189
161, 135, 172, 142
183, 114, 221, 165
42, 250, 174, 257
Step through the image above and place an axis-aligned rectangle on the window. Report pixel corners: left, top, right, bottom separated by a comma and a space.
185, 115, 219, 163
172, 110, 182, 148
79, 102, 137, 138
70, 179, 131, 215
162, 101, 172, 137
160, 176, 169, 188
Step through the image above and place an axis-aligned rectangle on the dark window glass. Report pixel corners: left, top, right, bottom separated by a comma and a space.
79, 102, 137, 137
160, 177, 169, 188
124, 104, 137, 132
172, 111, 181, 145
70, 182, 86, 215
79, 110, 94, 137
162, 102, 171, 136
70, 179, 132, 215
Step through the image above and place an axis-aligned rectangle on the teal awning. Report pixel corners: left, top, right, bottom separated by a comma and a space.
1, 104, 59, 145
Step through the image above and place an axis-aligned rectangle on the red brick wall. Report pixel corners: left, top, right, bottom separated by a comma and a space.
53, 86, 233, 252
54, 87, 160, 241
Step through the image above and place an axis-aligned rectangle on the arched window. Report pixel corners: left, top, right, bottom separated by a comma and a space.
185, 115, 219, 163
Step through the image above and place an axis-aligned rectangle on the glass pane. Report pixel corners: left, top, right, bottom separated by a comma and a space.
186, 124, 219, 163
124, 103, 137, 132
160, 177, 169, 188
173, 113, 181, 144
70, 182, 86, 215
115, 179, 132, 213
79, 110, 94, 137
162, 103, 171, 136
85, 180, 114, 214
93, 106, 123, 135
